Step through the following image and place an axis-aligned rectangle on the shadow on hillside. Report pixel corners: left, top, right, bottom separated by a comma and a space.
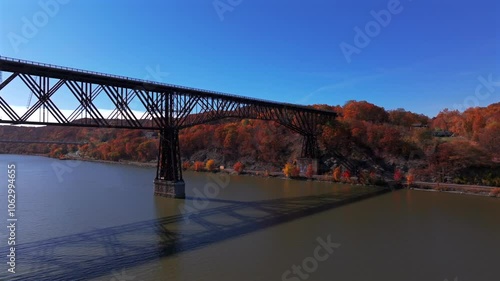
2, 187, 388, 281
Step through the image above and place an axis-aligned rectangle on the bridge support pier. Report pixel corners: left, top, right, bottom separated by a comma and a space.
301, 134, 319, 159
154, 128, 185, 198
300, 135, 319, 175
154, 179, 185, 198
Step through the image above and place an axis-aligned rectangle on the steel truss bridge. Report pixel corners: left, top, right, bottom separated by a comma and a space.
0, 56, 337, 198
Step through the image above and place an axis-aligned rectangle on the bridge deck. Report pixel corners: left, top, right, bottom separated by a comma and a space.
0, 56, 336, 117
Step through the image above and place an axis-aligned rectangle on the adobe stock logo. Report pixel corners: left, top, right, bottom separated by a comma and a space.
213, 0, 243, 21
51, 160, 81, 183
452, 74, 500, 111
339, 0, 409, 63
7, 0, 71, 53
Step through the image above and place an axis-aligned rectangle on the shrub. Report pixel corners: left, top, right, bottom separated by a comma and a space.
394, 169, 403, 181
182, 161, 191, 170
193, 161, 204, 171
206, 159, 216, 171
406, 173, 415, 187
332, 167, 342, 182
490, 188, 500, 197
342, 170, 351, 183
283, 163, 300, 178
233, 162, 244, 174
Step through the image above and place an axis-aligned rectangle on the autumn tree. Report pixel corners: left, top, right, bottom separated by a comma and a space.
136, 140, 157, 162
427, 140, 490, 182
333, 166, 342, 182
388, 108, 429, 127
343, 100, 389, 123
342, 170, 351, 182
394, 169, 403, 182
432, 109, 463, 133
406, 173, 415, 187
182, 161, 191, 170
206, 159, 216, 171
49, 147, 63, 158
233, 162, 244, 174
283, 163, 299, 178
478, 122, 500, 157
193, 161, 204, 171
321, 122, 352, 155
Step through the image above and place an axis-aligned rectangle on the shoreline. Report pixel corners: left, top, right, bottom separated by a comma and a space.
11, 153, 500, 199
409, 182, 499, 198
61, 155, 157, 168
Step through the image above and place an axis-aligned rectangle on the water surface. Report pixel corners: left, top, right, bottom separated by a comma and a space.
0, 155, 498, 281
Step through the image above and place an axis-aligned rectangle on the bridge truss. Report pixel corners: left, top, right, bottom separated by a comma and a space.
0, 56, 337, 198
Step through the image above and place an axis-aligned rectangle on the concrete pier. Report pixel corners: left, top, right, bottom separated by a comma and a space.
154, 179, 186, 198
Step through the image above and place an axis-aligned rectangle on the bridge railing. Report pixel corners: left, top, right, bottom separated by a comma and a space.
0, 56, 334, 115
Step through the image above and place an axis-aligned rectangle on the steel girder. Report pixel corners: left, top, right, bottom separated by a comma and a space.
0, 56, 338, 182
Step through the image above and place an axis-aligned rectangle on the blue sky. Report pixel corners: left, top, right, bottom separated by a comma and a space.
0, 0, 498, 117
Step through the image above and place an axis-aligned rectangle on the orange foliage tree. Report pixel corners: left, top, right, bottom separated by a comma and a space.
193, 161, 204, 171
406, 173, 415, 187
333, 166, 342, 182
343, 100, 389, 123
182, 161, 191, 170
206, 159, 216, 171
283, 163, 300, 178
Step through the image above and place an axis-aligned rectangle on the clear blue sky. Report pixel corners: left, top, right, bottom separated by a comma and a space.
1, 0, 498, 117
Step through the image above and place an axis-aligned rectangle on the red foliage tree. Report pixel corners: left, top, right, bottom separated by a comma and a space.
182, 161, 191, 170
233, 162, 244, 174
193, 161, 204, 171
343, 100, 389, 123
394, 169, 403, 182
342, 170, 351, 182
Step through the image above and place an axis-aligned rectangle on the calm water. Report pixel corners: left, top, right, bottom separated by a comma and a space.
0, 155, 499, 281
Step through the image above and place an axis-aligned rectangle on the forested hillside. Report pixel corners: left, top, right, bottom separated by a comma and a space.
1, 101, 498, 186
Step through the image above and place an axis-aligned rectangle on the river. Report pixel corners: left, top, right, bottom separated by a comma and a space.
0, 155, 499, 281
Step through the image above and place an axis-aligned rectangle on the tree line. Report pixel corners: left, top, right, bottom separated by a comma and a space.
0, 101, 498, 186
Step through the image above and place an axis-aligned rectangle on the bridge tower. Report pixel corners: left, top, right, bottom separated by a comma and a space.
297, 134, 319, 175
153, 94, 185, 198
154, 129, 185, 198
301, 134, 318, 159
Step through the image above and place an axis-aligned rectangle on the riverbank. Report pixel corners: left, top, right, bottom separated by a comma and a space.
410, 181, 500, 198
61, 155, 157, 168
57, 155, 500, 198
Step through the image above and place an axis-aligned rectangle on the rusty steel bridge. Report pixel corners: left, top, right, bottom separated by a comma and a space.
0, 56, 337, 198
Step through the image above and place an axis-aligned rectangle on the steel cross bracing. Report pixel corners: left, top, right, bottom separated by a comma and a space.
0, 56, 337, 195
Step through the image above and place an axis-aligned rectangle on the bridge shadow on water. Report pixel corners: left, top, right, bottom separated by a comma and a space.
2, 187, 389, 281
